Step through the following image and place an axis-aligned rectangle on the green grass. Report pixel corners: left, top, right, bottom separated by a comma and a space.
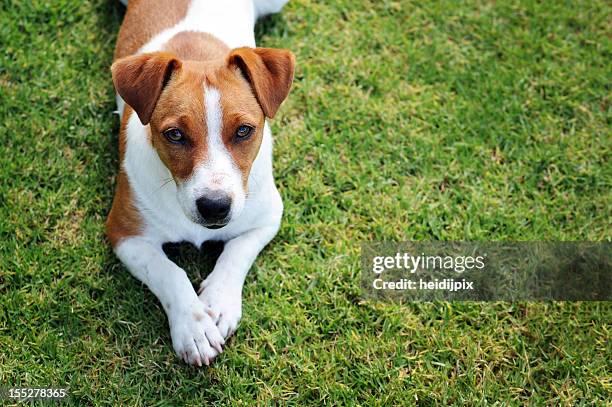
1, 0, 611, 404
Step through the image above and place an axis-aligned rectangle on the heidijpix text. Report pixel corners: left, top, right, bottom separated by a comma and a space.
371, 252, 486, 292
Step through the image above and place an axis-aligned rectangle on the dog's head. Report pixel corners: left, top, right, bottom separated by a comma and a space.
111, 48, 295, 228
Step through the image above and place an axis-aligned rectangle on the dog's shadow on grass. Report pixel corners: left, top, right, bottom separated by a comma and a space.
163, 240, 225, 283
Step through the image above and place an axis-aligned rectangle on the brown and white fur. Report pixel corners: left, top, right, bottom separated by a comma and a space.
107, 0, 295, 366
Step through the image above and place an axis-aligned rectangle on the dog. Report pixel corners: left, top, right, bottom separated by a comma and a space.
106, 0, 295, 366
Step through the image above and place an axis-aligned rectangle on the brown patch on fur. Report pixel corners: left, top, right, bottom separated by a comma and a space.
218, 48, 295, 187
211, 69, 266, 189
114, 0, 191, 60
106, 170, 143, 247
163, 31, 229, 61
149, 61, 209, 182
193, 312, 204, 321
106, 110, 144, 247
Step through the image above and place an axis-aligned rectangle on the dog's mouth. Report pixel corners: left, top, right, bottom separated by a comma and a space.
195, 215, 229, 229
203, 223, 228, 230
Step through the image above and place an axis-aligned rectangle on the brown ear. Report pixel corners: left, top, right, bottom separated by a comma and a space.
111, 52, 181, 125
228, 47, 295, 118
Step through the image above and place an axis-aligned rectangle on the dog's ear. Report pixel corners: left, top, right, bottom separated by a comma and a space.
111, 52, 182, 125
228, 47, 295, 118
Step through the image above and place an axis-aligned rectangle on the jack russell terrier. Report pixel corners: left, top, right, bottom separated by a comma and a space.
107, 0, 295, 366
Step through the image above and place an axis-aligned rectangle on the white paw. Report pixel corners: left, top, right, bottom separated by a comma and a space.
198, 276, 242, 339
168, 299, 225, 366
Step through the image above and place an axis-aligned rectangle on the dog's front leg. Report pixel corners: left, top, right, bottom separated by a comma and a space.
115, 237, 225, 366
198, 225, 279, 338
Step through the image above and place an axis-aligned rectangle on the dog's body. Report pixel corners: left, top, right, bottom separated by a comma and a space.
107, 0, 294, 366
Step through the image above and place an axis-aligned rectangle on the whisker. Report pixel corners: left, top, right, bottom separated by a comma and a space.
155, 177, 175, 193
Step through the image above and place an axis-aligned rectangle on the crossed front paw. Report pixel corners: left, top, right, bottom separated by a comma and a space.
198, 277, 243, 339
169, 300, 226, 366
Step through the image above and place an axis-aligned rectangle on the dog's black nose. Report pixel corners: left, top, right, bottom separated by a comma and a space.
196, 192, 231, 225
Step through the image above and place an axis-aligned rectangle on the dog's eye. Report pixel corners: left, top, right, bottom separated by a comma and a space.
163, 128, 185, 144
235, 125, 253, 140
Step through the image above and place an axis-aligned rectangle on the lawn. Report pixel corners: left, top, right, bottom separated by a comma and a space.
1, 0, 610, 404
